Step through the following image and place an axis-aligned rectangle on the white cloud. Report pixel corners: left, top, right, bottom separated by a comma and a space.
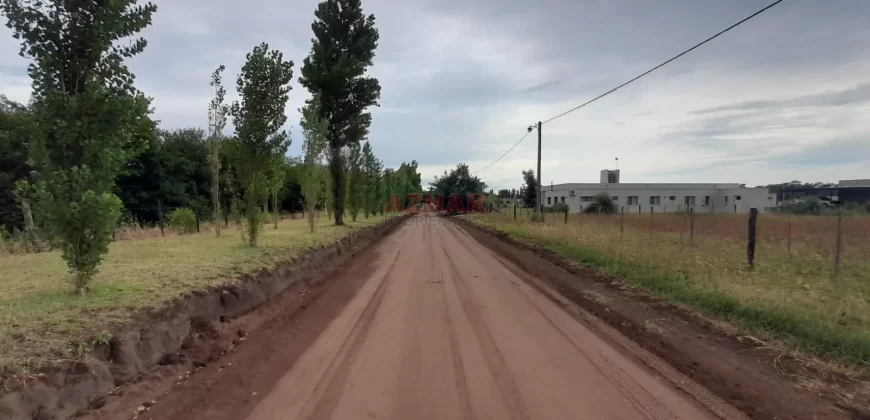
2, 0, 869, 188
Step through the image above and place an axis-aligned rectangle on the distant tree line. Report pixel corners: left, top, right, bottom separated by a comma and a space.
761, 181, 837, 191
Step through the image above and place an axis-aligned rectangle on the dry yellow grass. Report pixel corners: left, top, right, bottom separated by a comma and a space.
0, 214, 383, 371
468, 211, 870, 367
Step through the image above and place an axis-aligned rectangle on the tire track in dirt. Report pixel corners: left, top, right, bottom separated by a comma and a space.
445, 226, 676, 420
391, 222, 427, 419
429, 221, 476, 420
244, 217, 733, 419
300, 247, 402, 420
450, 223, 748, 420
438, 238, 531, 420
244, 225, 412, 420
436, 221, 722, 419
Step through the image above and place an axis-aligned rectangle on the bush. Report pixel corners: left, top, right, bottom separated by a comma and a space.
553, 203, 569, 213
0, 227, 44, 255
0, 229, 12, 255
783, 196, 823, 215
167, 208, 197, 234
583, 193, 616, 214
258, 209, 271, 225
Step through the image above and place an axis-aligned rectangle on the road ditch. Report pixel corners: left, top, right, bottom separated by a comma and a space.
458, 218, 869, 420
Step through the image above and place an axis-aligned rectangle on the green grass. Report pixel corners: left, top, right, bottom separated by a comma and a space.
466, 214, 870, 369
0, 215, 384, 371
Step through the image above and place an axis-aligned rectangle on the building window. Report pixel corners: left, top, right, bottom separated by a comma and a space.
649, 196, 661, 205
579, 196, 595, 202
611, 196, 618, 201
725, 196, 728, 203
735, 195, 742, 200
548, 197, 552, 205
628, 196, 639, 205
685, 196, 696, 207
704, 196, 710, 206
669, 196, 676, 201
560, 197, 565, 204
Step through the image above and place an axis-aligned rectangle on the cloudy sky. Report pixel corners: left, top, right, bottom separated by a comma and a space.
2, 0, 869, 191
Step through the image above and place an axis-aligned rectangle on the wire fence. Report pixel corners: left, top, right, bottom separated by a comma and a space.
0, 210, 308, 255
489, 204, 870, 281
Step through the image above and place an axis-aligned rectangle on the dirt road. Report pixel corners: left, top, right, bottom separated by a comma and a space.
243, 216, 725, 420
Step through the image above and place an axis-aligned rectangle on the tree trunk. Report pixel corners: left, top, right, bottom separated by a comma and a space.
211, 153, 221, 237
213, 197, 220, 236
273, 190, 279, 229
157, 199, 165, 236
76, 277, 86, 296
246, 193, 260, 247
20, 198, 43, 252
330, 145, 346, 225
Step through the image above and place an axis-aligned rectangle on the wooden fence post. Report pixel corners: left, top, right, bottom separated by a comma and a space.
649, 206, 654, 241
833, 211, 843, 279
564, 206, 568, 224
679, 212, 686, 246
620, 206, 625, 238
689, 207, 695, 246
747, 208, 758, 270
514, 204, 517, 220
786, 212, 792, 260
157, 199, 165, 237
596, 208, 601, 233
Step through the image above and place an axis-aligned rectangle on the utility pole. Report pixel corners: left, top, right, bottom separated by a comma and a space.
536, 121, 542, 221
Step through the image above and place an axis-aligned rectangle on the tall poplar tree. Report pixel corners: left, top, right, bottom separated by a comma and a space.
230, 43, 293, 247
361, 141, 381, 217
299, 0, 381, 225
207, 65, 229, 237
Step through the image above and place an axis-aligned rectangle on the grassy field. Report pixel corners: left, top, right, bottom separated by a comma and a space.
0, 214, 384, 372
468, 211, 870, 368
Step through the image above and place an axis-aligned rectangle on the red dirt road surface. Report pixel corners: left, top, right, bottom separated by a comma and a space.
240, 216, 733, 420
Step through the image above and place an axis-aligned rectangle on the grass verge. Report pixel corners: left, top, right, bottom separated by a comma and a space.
0, 215, 384, 372
466, 214, 870, 369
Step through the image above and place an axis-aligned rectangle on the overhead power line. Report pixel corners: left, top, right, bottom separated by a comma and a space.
471, 0, 785, 176
541, 0, 785, 125
471, 130, 533, 174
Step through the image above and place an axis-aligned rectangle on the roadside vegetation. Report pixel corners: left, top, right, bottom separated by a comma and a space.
0, 217, 381, 371
468, 211, 870, 368
0, 0, 422, 373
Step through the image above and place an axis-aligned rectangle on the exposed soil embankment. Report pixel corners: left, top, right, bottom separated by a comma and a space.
459, 219, 870, 420
0, 216, 409, 420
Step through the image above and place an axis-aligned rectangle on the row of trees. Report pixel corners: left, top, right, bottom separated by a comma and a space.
298, 97, 422, 232
0, 0, 419, 294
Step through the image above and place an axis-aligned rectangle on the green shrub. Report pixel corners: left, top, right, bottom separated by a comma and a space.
0, 228, 38, 255
553, 203, 569, 213
258, 209, 271, 225
167, 208, 197, 234
583, 193, 617, 214
783, 196, 823, 215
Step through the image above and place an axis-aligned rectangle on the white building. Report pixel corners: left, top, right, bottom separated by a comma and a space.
542, 170, 777, 214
